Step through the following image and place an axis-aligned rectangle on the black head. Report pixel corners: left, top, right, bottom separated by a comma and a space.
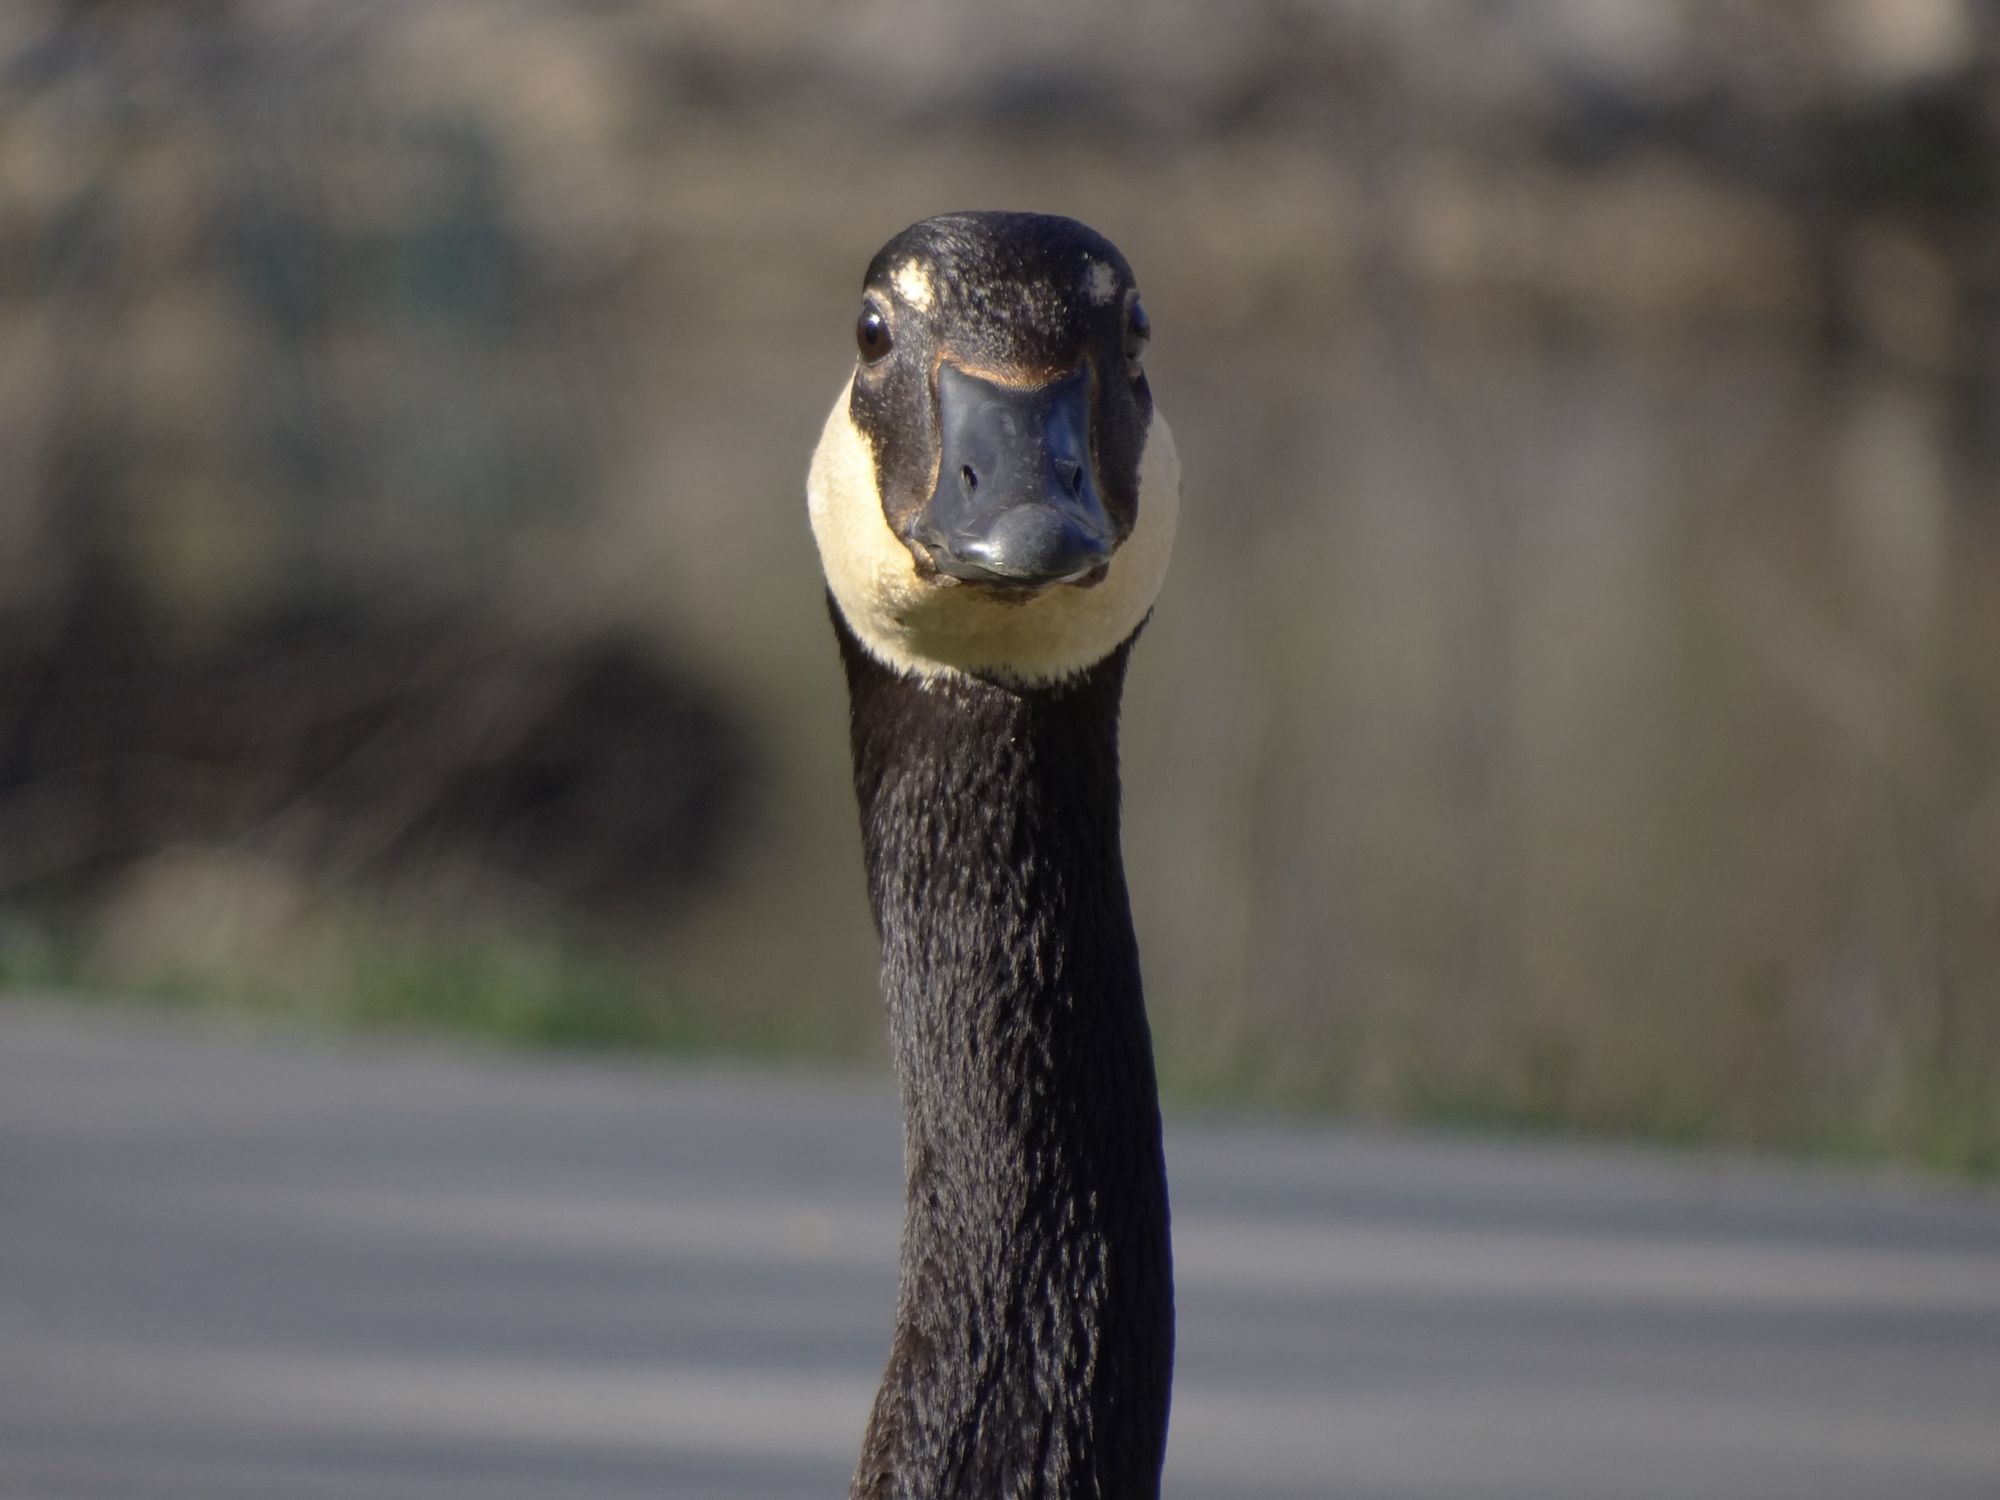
853, 213, 1152, 587
808, 212, 1177, 685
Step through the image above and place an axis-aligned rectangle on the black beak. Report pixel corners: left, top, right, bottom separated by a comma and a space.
915, 364, 1112, 588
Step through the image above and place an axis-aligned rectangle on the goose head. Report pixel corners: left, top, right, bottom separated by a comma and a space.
809, 211, 1179, 686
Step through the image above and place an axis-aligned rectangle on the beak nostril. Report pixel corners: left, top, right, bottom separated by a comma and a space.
1058, 460, 1085, 501
960, 464, 979, 494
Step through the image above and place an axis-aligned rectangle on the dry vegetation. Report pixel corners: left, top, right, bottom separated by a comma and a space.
3, 0, 1997, 1168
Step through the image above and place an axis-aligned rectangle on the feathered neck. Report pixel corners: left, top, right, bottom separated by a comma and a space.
834, 603, 1175, 1500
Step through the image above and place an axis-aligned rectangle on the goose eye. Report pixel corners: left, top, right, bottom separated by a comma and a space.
857, 304, 893, 363
1124, 298, 1150, 371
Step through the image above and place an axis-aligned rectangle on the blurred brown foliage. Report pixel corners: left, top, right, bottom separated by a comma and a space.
2, 0, 1997, 1164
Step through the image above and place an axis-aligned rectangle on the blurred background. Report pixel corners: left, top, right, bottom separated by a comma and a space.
3, 0, 1998, 1172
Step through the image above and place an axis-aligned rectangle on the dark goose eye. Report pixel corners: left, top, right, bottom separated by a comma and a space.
857, 304, 893, 363
1124, 297, 1150, 372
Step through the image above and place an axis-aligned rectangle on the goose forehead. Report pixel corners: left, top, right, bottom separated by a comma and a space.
873, 277, 1127, 380
879, 271, 1092, 346
866, 220, 1133, 341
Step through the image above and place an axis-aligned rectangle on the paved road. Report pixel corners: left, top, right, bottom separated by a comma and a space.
3, 1005, 1998, 1499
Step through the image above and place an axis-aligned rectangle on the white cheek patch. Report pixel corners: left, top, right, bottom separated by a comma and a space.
807, 376, 1180, 687
1084, 259, 1119, 306
892, 260, 934, 311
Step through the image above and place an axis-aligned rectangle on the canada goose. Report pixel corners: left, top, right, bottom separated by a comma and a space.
807, 212, 1179, 1500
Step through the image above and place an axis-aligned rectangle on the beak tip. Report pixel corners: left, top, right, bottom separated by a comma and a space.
932, 505, 1109, 588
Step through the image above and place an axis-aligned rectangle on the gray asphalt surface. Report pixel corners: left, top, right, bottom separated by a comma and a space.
3, 1005, 1998, 1500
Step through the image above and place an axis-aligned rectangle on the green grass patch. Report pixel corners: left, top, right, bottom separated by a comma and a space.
4, 901, 1994, 1180
0, 895, 750, 1057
